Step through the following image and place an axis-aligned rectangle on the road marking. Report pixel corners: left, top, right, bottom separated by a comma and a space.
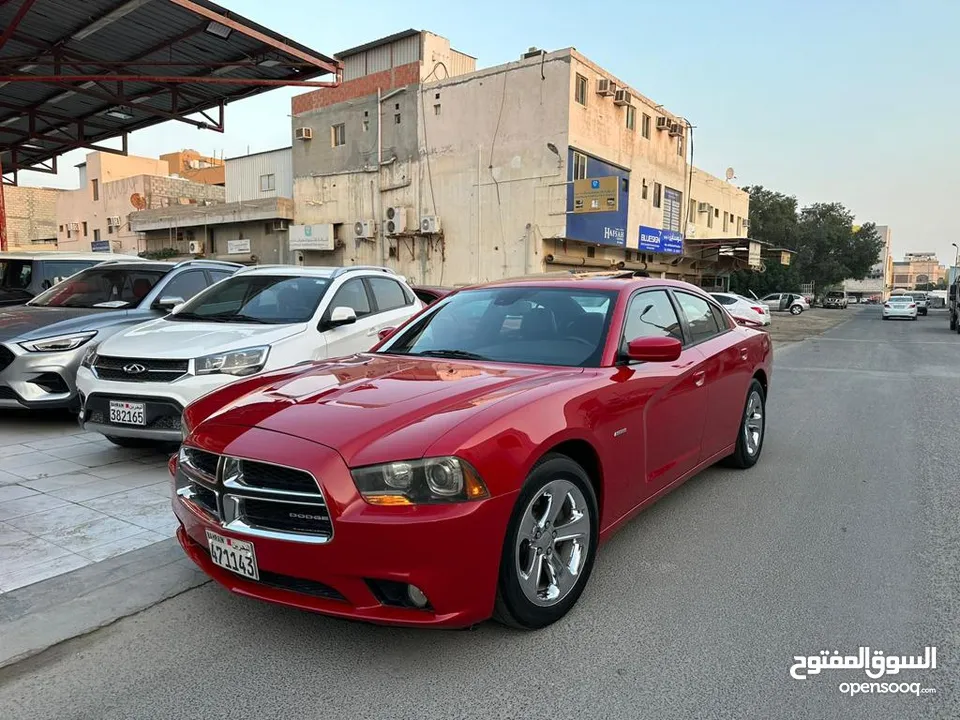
803, 338, 960, 345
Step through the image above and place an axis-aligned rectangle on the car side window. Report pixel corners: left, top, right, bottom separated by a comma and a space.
709, 303, 730, 330
675, 292, 723, 344
208, 270, 233, 283
621, 290, 684, 349
368, 277, 410, 312
41, 261, 96, 289
159, 270, 209, 303
329, 278, 371, 317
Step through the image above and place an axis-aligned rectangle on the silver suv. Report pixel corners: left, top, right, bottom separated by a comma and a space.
0, 259, 241, 410
823, 290, 848, 309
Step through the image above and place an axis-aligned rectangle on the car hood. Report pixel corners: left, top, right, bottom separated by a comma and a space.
0, 305, 132, 343
98, 317, 307, 358
198, 354, 579, 466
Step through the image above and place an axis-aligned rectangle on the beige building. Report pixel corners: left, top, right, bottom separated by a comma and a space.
56, 151, 225, 255
160, 149, 225, 187
892, 252, 946, 289
289, 30, 750, 286
3, 185, 62, 248
845, 224, 893, 299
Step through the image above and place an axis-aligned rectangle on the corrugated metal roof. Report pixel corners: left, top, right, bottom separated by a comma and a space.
0, 0, 340, 176
335, 29, 420, 60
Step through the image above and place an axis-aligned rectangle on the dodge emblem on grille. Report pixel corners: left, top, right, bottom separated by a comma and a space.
123, 363, 147, 375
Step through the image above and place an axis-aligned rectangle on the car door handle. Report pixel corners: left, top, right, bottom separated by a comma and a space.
693, 370, 706, 387
672, 360, 695, 369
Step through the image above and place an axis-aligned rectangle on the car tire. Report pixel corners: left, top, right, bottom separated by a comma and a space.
790, 305, 802, 315
493, 453, 599, 631
723, 379, 766, 470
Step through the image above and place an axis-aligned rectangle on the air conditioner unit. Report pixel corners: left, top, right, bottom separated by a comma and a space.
697, 202, 711, 213
596, 79, 616, 97
353, 219, 375, 239
107, 216, 121, 227
295, 127, 313, 140
272, 220, 289, 231
69, 222, 80, 231
656, 117, 670, 130
669, 122, 684, 136
420, 215, 442, 234
384, 206, 407, 235
613, 89, 632, 106
188, 240, 204, 254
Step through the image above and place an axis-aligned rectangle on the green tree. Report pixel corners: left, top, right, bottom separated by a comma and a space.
793, 206, 884, 292
728, 186, 802, 296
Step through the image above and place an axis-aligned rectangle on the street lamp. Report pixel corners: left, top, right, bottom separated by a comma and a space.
952, 242, 959, 270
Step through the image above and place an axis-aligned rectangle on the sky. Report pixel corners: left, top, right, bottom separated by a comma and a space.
10, 0, 960, 264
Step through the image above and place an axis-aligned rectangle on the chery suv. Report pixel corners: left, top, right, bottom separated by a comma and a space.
76, 265, 423, 448
0, 258, 240, 412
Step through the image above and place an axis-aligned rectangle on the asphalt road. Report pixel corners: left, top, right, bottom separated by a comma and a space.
2, 307, 958, 720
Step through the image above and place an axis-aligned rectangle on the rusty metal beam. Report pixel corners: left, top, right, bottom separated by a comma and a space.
0, 74, 342, 88
0, 0, 38, 52
166, 0, 341, 76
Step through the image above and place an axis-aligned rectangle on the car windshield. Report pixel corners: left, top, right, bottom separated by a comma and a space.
0, 259, 32, 290
379, 286, 618, 367
169, 274, 331, 324
827, 292, 844, 298
27, 266, 167, 309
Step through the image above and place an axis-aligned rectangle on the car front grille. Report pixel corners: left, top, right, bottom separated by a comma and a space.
93, 355, 189, 383
0, 345, 14, 373
177, 448, 332, 543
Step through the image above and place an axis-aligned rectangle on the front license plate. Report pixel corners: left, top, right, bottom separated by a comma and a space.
206, 530, 259, 580
108, 400, 145, 425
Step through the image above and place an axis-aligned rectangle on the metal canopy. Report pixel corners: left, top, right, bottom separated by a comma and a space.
0, 0, 342, 181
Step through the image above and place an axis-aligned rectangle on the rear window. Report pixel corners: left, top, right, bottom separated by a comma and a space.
827, 292, 844, 298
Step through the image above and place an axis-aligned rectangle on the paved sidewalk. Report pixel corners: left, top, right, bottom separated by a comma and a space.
0, 411, 175, 594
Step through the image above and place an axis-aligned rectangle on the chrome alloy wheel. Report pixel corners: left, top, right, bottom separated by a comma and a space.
515, 478, 591, 607
744, 389, 764, 457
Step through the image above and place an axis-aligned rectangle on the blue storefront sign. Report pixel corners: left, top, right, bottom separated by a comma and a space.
638, 226, 684, 255
566, 149, 629, 248
91, 240, 110, 252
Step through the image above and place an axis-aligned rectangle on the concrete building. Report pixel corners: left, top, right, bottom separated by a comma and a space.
131, 147, 294, 264
845, 224, 893, 299
160, 149, 225, 187
3, 185, 62, 248
56, 151, 224, 255
289, 29, 750, 286
892, 252, 947, 290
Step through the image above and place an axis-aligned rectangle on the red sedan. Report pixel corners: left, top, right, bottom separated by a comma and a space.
172, 273, 772, 630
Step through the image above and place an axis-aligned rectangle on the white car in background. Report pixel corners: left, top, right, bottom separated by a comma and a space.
761, 292, 809, 315
76, 265, 423, 447
882, 295, 918, 321
710, 292, 771, 326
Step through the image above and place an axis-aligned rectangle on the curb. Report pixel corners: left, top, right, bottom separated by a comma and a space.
0, 538, 209, 669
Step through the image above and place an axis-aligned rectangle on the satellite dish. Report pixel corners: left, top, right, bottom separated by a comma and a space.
725, 167, 736, 181
130, 193, 146, 210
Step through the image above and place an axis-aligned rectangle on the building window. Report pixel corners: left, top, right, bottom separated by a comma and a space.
93, 229, 101, 242
362, 120, 369, 132
394, 113, 401, 124
688, 199, 696, 222
641, 179, 648, 200
259, 174, 276, 193
575, 74, 587, 105
58, 224, 63, 232
108, 224, 114, 234
723, 212, 729, 232
736, 216, 742, 235
677, 136, 684, 156
434, 103, 441, 115
715, 208, 720, 218
573, 151, 587, 180
707, 209, 714, 229
641, 114, 651, 139
586, 246, 596, 258
653, 182, 662, 209
91, 179, 99, 201
331, 123, 345, 147
626, 105, 636, 131
82, 221, 88, 237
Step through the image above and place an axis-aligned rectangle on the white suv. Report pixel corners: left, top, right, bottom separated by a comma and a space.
75, 265, 423, 447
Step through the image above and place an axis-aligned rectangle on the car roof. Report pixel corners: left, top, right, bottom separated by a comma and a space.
233, 264, 402, 280
456, 271, 710, 294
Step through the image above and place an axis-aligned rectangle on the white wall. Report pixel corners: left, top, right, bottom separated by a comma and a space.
226, 148, 293, 203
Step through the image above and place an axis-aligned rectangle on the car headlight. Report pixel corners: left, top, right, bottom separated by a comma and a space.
195, 346, 269, 377
80, 346, 99, 369
351, 457, 489, 505
19, 331, 97, 353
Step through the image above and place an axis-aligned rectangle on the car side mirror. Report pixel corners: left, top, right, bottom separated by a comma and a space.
156, 295, 185, 310
378, 326, 397, 341
328, 306, 357, 327
625, 336, 682, 362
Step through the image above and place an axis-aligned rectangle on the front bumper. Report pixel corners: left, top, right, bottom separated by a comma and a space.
883, 308, 917, 318
0, 342, 87, 410
171, 425, 515, 628
76, 365, 232, 441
